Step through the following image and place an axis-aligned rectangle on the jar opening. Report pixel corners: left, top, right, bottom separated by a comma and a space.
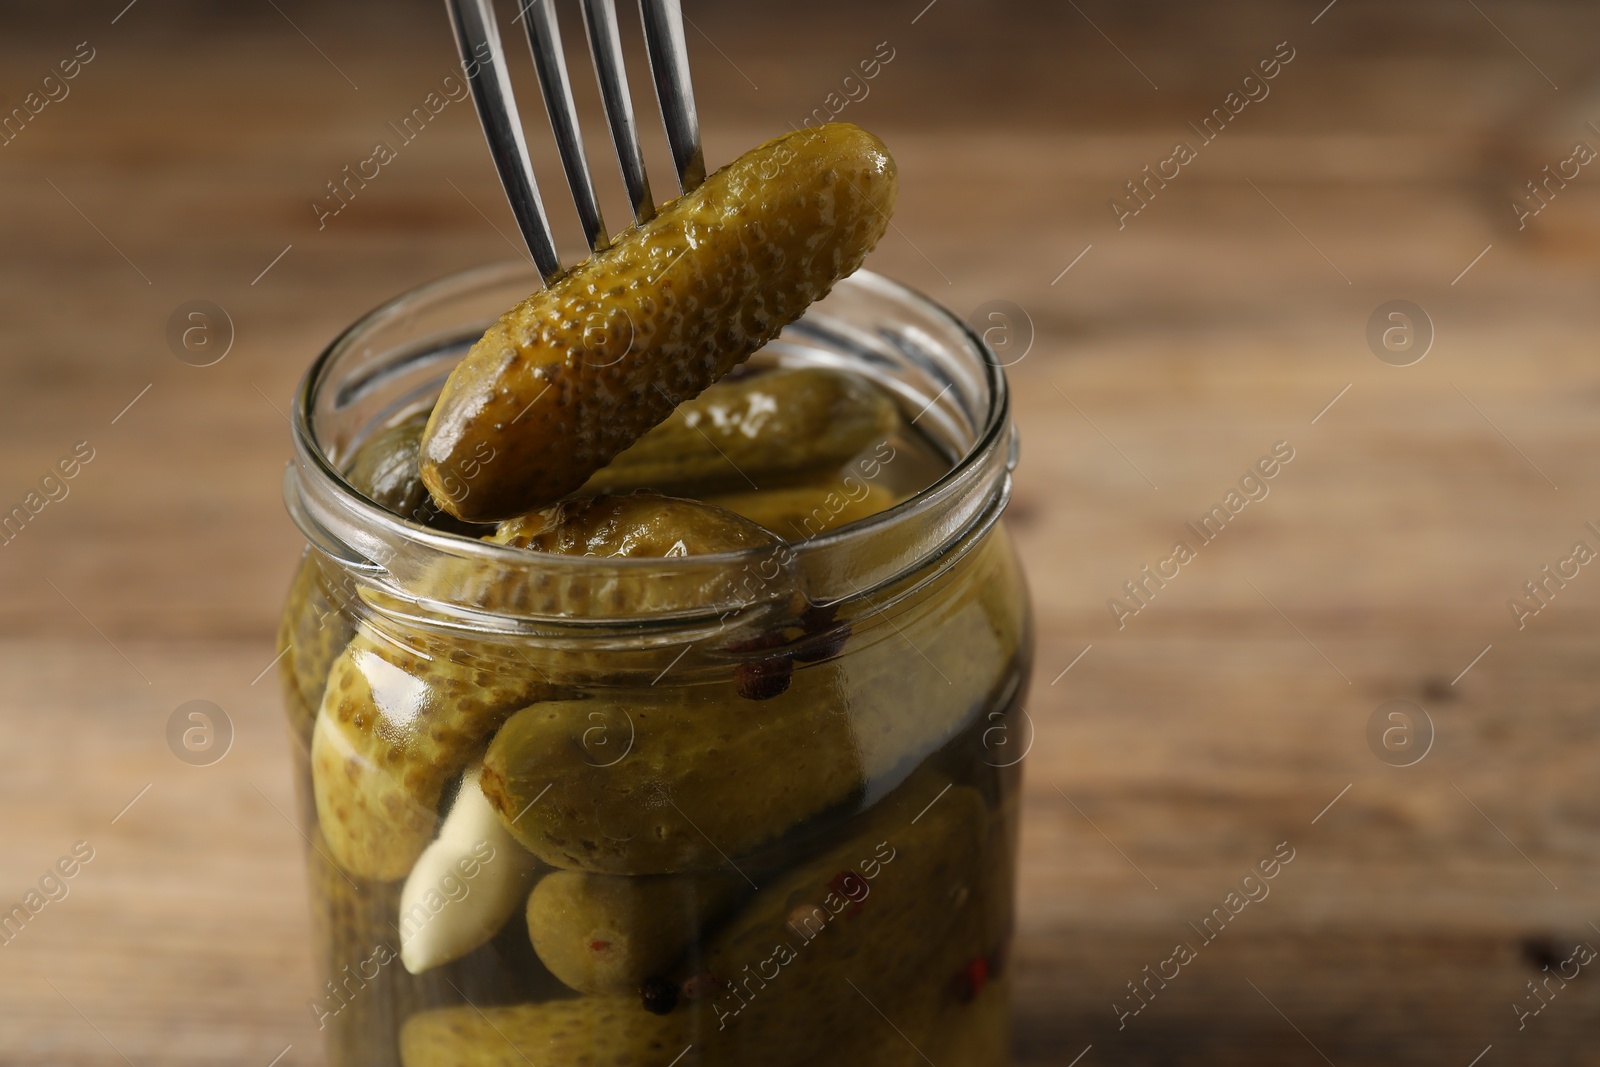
286, 265, 1015, 625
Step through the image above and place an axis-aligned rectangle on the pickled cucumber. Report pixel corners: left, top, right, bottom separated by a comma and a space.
524, 870, 748, 995
705, 479, 901, 540
312, 630, 550, 881
344, 412, 488, 535
420, 123, 898, 522
849, 797, 1016, 1067
305, 830, 413, 1067
679, 781, 987, 1060
478, 548, 1014, 874
479, 673, 845, 874
582, 367, 898, 497
278, 551, 358, 750
346, 413, 436, 526
862, 785, 1019, 1067
398, 776, 987, 1066
492, 492, 774, 558
412, 492, 791, 634
844, 532, 1025, 806
399, 993, 680, 1067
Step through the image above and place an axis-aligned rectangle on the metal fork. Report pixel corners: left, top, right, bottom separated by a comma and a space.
444, 0, 706, 285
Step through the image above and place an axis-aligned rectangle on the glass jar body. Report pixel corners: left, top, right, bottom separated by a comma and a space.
277, 264, 1032, 1066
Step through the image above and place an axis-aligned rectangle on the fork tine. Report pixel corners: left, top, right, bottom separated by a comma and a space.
445, 0, 563, 283
523, 0, 611, 252
638, 0, 706, 194
580, 0, 656, 224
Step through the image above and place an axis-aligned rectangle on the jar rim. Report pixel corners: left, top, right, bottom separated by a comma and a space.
286, 263, 1015, 621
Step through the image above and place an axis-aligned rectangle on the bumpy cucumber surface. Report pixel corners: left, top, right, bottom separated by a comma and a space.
420, 123, 897, 521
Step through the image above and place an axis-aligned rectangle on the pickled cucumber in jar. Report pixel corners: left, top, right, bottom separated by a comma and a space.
581, 366, 897, 496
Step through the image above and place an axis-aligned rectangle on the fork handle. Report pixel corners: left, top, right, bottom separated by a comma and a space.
446, 0, 563, 283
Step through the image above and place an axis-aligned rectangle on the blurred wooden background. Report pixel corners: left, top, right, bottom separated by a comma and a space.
3, 0, 1600, 1063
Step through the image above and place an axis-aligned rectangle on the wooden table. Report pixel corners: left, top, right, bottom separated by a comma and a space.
3, 0, 1599, 1062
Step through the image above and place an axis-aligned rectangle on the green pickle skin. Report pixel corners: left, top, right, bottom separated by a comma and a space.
706, 479, 901, 540
479, 634, 972, 876
481, 675, 867, 874
277, 551, 358, 752
583, 366, 898, 497
493, 492, 775, 558
524, 870, 750, 995
343, 412, 495, 535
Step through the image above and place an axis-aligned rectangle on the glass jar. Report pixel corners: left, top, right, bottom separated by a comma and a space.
276, 263, 1032, 1067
